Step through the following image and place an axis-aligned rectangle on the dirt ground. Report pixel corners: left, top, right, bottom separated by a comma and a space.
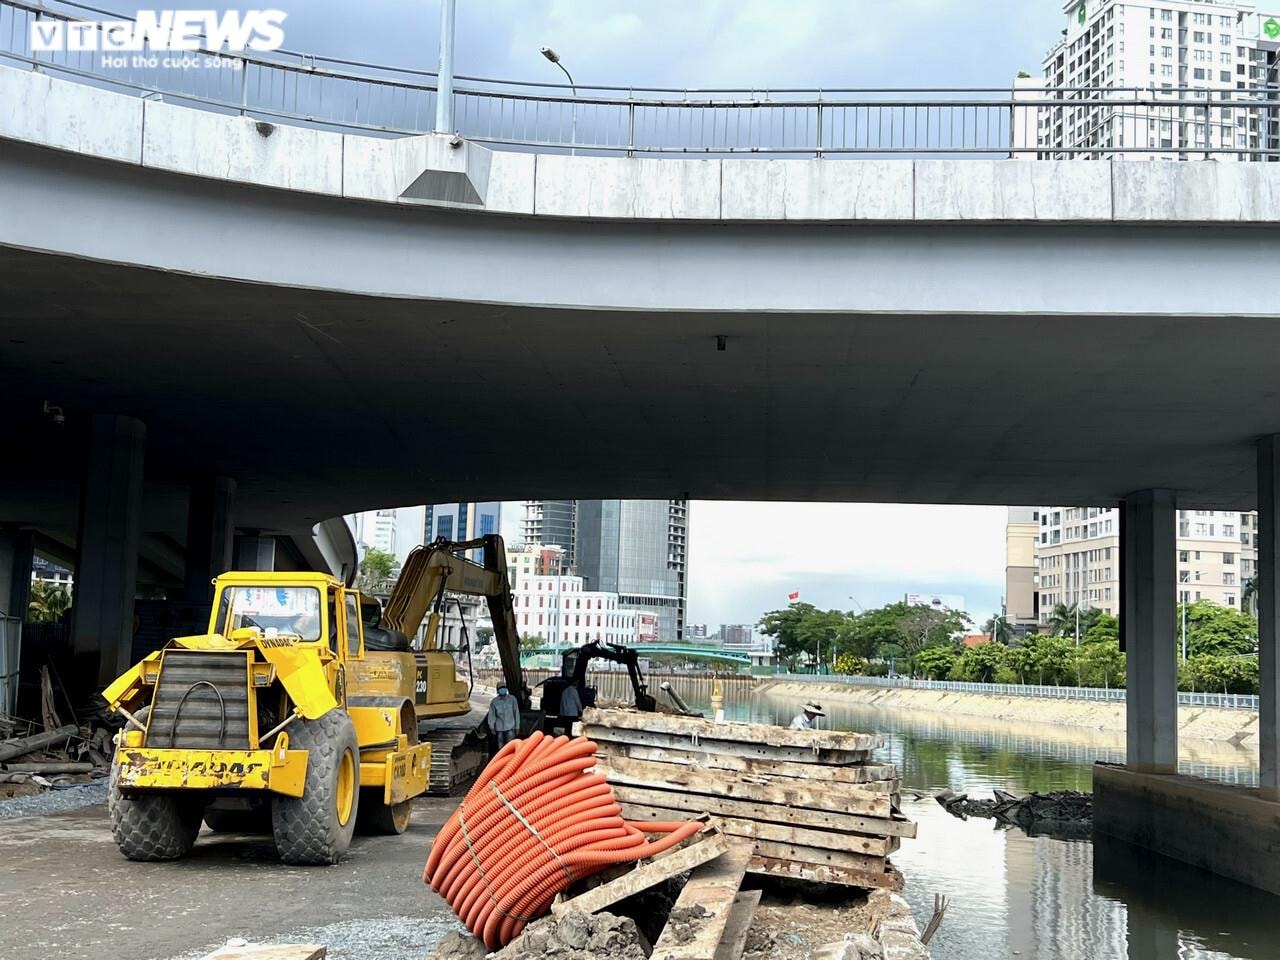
0, 795, 465, 960
741, 878, 873, 959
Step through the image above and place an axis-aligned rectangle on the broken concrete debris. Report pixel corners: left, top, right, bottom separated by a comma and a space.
935, 788, 1092, 839
490, 911, 648, 960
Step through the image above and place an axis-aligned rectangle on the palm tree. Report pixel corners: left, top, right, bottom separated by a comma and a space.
983, 615, 1014, 645
28, 579, 72, 624
1046, 602, 1079, 638
1243, 575, 1259, 618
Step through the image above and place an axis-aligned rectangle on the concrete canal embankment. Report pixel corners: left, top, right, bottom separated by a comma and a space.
756, 679, 1259, 749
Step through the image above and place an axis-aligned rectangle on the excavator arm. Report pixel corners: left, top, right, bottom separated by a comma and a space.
568, 641, 657, 713
380, 536, 531, 713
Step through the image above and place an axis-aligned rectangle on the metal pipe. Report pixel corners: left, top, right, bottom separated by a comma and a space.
434, 0, 456, 133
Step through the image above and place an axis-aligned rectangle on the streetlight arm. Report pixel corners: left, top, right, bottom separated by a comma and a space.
554, 61, 577, 94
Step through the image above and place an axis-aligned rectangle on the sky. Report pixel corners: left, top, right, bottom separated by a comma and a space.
684, 501, 1007, 630
94, 1, 1065, 90
264, 1, 1064, 90
109, 0, 1060, 628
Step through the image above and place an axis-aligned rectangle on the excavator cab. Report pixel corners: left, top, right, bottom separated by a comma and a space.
540, 641, 656, 732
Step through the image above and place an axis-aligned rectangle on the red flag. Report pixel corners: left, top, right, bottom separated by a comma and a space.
788, 591, 800, 601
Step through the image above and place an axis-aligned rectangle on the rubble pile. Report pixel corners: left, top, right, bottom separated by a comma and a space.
0, 721, 113, 799
492, 911, 648, 960
936, 788, 1093, 839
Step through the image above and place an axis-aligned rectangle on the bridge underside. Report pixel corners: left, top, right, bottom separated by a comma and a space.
0, 243, 1268, 542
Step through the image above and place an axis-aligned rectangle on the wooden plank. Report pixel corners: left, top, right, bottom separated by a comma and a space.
747, 855, 902, 891
713, 890, 762, 960
595, 754, 893, 818
552, 827, 731, 918
583, 726, 871, 766
611, 784, 917, 841
202, 947, 326, 960
619, 802, 899, 858
583, 707, 883, 753
598, 741, 900, 787
751, 838, 887, 872
651, 841, 753, 960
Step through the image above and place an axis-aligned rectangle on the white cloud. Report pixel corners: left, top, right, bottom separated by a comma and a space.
687, 501, 1006, 628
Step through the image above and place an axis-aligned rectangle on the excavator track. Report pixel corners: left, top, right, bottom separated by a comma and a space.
422, 728, 489, 795
420, 698, 494, 795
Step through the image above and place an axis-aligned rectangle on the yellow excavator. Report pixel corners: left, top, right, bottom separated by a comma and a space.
368, 534, 531, 792
101, 535, 527, 864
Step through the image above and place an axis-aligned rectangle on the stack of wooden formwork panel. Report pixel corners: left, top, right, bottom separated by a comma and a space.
579, 707, 915, 890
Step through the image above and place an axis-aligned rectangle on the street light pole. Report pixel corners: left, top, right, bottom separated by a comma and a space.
1181, 601, 1187, 663
540, 46, 577, 154
434, 0, 457, 133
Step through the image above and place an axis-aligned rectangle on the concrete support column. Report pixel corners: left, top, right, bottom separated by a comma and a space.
1123, 488, 1178, 774
183, 476, 236, 602
0, 527, 35, 621
72, 415, 145, 687
235, 534, 276, 572
1258, 437, 1280, 799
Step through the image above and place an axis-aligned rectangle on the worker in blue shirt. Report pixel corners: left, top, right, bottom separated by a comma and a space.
487, 684, 521, 749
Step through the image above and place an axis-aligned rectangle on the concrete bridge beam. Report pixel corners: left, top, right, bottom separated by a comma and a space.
70, 414, 145, 687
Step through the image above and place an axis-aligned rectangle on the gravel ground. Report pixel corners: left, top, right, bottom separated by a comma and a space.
184, 917, 467, 960
0, 781, 107, 819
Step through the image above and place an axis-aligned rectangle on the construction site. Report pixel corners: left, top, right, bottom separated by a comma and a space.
0, 536, 933, 960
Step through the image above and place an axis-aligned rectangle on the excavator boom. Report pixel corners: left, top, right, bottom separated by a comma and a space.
380, 535, 530, 712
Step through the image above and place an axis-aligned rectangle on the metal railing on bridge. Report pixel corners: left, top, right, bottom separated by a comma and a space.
776, 673, 1260, 711
3, 0, 1279, 159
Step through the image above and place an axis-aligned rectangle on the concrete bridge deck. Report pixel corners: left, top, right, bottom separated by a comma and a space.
4, 61, 1280, 895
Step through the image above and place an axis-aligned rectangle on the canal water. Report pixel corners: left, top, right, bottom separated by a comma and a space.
712, 685, 1279, 960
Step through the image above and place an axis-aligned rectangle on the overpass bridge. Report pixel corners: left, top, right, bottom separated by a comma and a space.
521, 644, 753, 665
3, 0, 1280, 895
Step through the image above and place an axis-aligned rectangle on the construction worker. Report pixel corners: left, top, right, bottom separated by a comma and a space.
789, 701, 825, 730
487, 684, 521, 749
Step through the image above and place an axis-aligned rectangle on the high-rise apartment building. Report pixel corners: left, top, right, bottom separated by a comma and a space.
347, 508, 399, 557
1034, 506, 1257, 623
522, 500, 577, 569
424, 501, 503, 561
1028, 0, 1280, 159
1005, 507, 1041, 631
576, 499, 689, 641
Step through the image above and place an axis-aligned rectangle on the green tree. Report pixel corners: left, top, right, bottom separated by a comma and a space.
1047, 602, 1103, 641
837, 605, 906, 660
1046, 602, 1078, 637
1179, 601, 1256, 658
1242, 575, 1259, 618
1083, 613, 1118, 645
1180, 654, 1259, 694
834, 652, 869, 676
981, 616, 1014, 645
28, 579, 71, 624
893, 603, 970, 675
475, 626, 495, 646
1003, 641, 1037, 683
949, 641, 1007, 683
520, 633, 547, 652
358, 547, 397, 594
1076, 639, 1125, 688
760, 603, 823, 671
915, 644, 960, 680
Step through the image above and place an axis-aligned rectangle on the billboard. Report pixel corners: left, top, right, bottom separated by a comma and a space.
905, 593, 966, 614
636, 613, 659, 644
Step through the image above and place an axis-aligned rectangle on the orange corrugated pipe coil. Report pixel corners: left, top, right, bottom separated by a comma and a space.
423, 731, 702, 949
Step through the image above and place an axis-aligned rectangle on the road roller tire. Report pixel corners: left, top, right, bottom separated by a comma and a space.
108, 741, 203, 861
271, 710, 360, 865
